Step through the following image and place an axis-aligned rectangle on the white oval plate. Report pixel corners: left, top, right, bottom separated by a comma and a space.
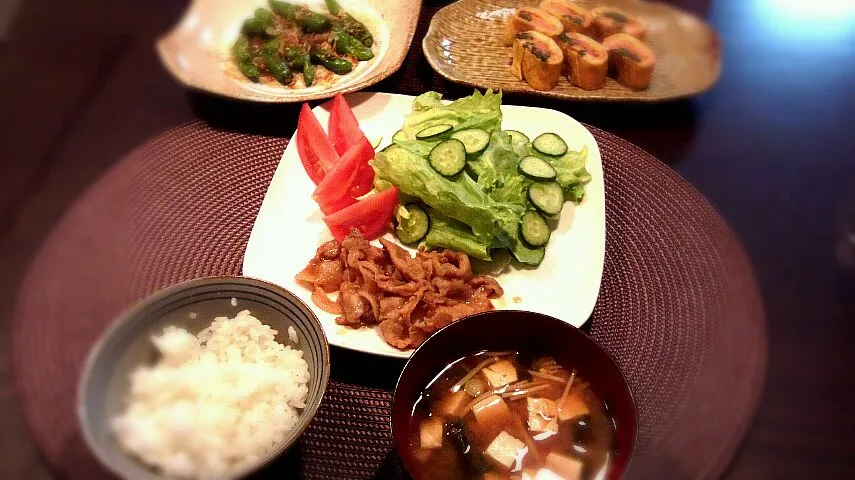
243, 92, 606, 358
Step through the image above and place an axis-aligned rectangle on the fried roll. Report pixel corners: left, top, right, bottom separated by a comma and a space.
591, 7, 647, 41
602, 33, 656, 89
556, 32, 608, 90
539, 0, 594, 37
504, 7, 564, 46
511, 31, 564, 91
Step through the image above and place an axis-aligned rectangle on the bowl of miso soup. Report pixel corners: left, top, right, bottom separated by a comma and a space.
391, 311, 636, 480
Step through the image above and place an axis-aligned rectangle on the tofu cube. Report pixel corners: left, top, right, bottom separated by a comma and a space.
526, 397, 558, 433
472, 394, 515, 428
545, 452, 584, 480
419, 416, 444, 449
483, 360, 519, 388
557, 392, 590, 421
435, 390, 469, 417
485, 431, 527, 470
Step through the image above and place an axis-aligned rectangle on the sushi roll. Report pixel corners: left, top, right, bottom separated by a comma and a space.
504, 7, 564, 46
556, 32, 608, 90
591, 6, 647, 41
602, 33, 656, 90
539, 0, 595, 37
511, 31, 564, 91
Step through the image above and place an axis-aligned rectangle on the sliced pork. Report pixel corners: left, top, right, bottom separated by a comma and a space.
297, 229, 504, 349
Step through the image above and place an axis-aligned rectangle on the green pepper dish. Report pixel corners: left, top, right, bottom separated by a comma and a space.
232, 0, 375, 88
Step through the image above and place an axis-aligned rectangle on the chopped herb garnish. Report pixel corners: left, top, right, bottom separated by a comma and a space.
516, 32, 533, 40
578, 50, 587, 57
525, 44, 551, 62
558, 33, 573, 44
612, 47, 641, 62
519, 11, 533, 21
604, 11, 629, 23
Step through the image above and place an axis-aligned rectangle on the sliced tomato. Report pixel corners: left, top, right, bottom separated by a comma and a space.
318, 195, 357, 215
348, 162, 376, 198
328, 94, 368, 156
343, 137, 376, 198
323, 187, 399, 241
326, 223, 352, 242
312, 143, 365, 212
296, 103, 340, 184
312, 137, 376, 213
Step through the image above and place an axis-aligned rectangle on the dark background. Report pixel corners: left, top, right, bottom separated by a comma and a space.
2, 0, 854, 478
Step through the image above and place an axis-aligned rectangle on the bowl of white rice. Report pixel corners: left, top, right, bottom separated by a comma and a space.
77, 276, 330, 479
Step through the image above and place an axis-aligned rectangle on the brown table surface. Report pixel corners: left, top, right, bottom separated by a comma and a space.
1, 0, 854, 478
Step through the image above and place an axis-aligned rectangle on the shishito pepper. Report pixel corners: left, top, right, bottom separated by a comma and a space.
325, 0, 373, 47
269, 0, 296, 20
302, 55, 316, 86
261, 39, 294, 85
310, 45, 354, 75
269, 0, 330, 32
331, 27, 374, 61
340, 13, 373, 48
284, 46, 307, 69
232, 35, 260, 82
242, 8, 275, 36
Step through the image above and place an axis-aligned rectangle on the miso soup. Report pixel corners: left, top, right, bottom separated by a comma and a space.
407, 351, 614, 480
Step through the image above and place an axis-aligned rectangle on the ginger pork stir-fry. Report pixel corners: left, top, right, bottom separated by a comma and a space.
296, 229, 503, 349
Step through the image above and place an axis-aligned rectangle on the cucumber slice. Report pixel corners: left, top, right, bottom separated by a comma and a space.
450, 128, 490, 155
520, 211, 551, 247
512, 244, 546, 266
505, 130, 530, 157
532, 132, 568, 157
518, 156, 557, 180
505, 130, 530, 147
392, 129, 407, 142
429, 139, 467, 176
395, 203, 430, 244
528, 181, 565, 216
416, 124, 453, 140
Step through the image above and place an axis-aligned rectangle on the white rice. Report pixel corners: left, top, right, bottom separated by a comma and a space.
111, 310, 310, 479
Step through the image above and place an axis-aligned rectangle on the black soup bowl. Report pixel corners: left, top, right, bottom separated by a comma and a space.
391, 310, 637, 479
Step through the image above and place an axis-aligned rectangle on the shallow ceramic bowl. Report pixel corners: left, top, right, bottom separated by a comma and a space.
424, 0, 721, 102
392, 310, 637, 479
77, 276, 330, 479
156, 0, 421, 103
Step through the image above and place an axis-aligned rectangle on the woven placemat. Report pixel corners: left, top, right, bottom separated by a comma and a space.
11, 121, 766, 480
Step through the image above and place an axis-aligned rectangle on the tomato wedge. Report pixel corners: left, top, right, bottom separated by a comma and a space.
296, 103, 339, 184
328, 94, 368, 156
348, 161, 376, 198
312, 142, 365, 212
323, 187, 399, 241
343, 137, 376, 197
318, 195, 357, 215
312, 137, 376, 214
